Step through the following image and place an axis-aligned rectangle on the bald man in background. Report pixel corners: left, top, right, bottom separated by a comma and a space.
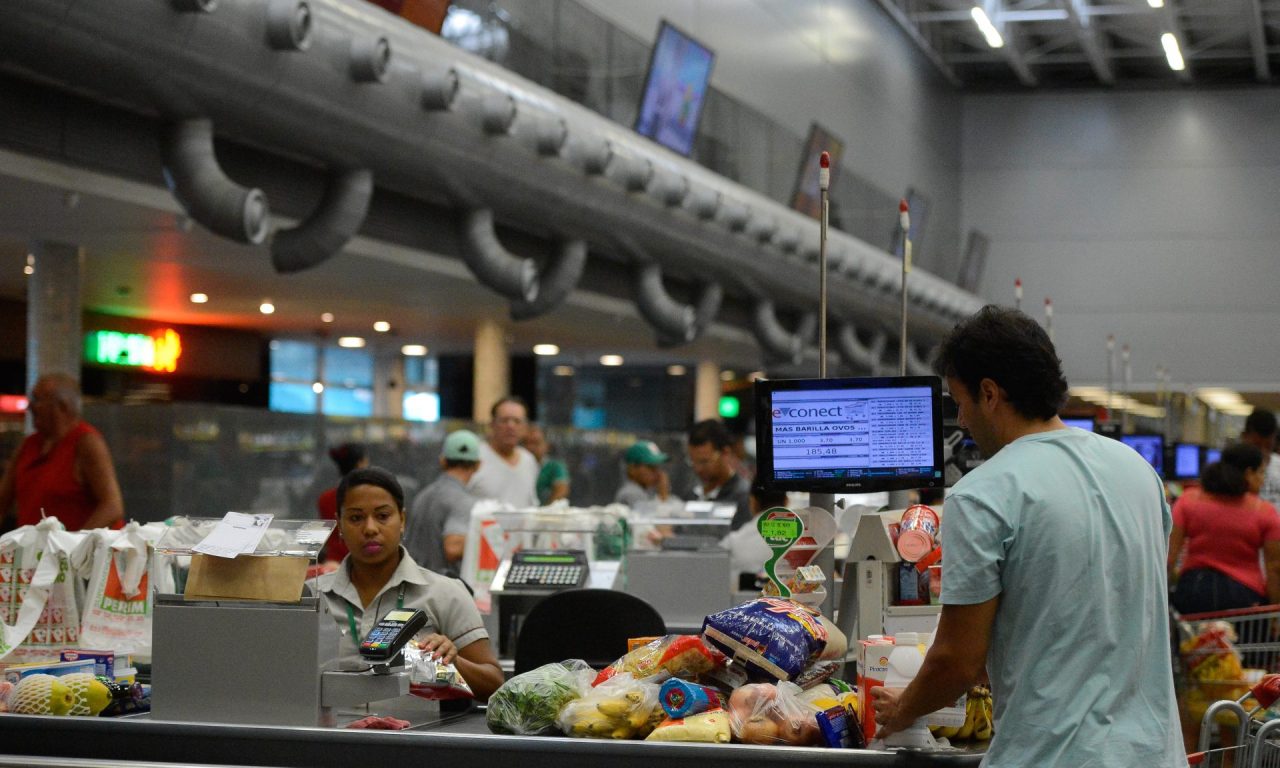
0, 373, 124, 532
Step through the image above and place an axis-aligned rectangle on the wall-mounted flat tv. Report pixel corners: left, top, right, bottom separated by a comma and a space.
754, 375, 944, 494
634, 21, 715, 157
1171, 442, 1204, 480
790, 123, 846, 220
1120, 433, 1165, 478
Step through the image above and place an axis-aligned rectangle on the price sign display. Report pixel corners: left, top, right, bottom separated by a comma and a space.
759, 508, 803, 598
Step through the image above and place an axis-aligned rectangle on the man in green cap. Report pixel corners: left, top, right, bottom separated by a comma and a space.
614, 440, 670, 508
405, 429, 482, 579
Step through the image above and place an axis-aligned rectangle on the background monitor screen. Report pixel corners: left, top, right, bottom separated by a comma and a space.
1173, 443, 1203, 480
1061, 417, 1095, 432
790, 123, 846, 220
1120, 434, 1165, 477
1205, 447, 1222, 465
634, 21, 715, 157
754, 375, 945, 494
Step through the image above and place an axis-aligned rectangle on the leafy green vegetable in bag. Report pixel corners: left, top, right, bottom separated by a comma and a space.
486, 659, 594, 735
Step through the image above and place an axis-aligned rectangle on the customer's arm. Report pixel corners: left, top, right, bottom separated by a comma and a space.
78, 432, 124, 529
872, 596, 998, 737
1167, 524, 1187, 587
1263, 540, 1280, 605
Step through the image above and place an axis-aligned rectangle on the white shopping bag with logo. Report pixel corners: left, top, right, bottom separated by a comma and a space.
72, 522, 170, 661
0, 518, 85, 663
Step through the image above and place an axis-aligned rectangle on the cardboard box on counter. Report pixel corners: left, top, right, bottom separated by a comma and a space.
183, 554, 309, 602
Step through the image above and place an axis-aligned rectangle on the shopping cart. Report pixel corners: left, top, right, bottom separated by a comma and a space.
1174, 605, 1280, 746
1187, 672, 1280, 766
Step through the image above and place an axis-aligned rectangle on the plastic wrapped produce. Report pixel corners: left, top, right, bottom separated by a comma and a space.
557, 673, 663, 739
592, 635, 725, 687
727, 681, 824, 746
486, 660, 594, 735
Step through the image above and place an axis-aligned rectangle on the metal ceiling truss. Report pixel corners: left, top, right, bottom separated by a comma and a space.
877, 0, 1275, 88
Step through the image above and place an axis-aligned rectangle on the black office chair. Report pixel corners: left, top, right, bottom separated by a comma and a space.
513, 588, 666, 675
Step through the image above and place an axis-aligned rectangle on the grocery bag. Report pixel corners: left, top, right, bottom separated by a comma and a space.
0, 518, 86, 663
73, 522, 170, 660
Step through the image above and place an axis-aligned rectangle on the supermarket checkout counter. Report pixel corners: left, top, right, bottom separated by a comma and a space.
0, 712, 985, 767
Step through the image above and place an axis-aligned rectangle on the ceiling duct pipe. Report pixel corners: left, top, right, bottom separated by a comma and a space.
270, 166, 372, 273
419, 67, 459, 111
570, 135, 612, 176
160, 118, 270, 244
648, 168, 690, 208
350, 35, 391, 83
772, 227, 801, 255
837, 323, 887, 375
460, 208, 538, 303
634, 261, 697, 344
532, 116, 568, 157
613, 154, 654, 193
509, 238, 587, 321
657, 281, 723, 348
720, 200, 750, 233
687, 188, 721, 221
265, 0, 313, 51
904, 343, 936, 376
752, 298, 812, 366
747, 215, 777, 245
481, 93, 517, 135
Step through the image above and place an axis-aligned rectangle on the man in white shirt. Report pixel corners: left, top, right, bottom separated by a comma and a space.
468, 397, 539, 508
1242, 409, 1280, 508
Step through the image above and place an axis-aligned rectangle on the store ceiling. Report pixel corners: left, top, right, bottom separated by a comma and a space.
875, 0, 1278, 88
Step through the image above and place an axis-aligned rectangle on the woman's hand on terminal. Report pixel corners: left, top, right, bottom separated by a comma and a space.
417, 633, 458, 665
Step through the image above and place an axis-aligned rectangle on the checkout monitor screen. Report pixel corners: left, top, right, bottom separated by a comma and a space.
1172, 442, 1203, 480
1120, 433, 1165, 477
753, 375, 945, 494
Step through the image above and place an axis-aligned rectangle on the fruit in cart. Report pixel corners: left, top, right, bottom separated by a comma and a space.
8, 674, 76, 716
62, 673, 112, 716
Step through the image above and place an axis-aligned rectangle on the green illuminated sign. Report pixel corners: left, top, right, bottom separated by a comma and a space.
718, 395, 740, 419
84, 329, 182, 372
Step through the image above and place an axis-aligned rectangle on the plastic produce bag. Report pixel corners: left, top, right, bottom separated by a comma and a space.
486, 659, 594, 735
72, 522, 170, 661
0, 519, 85, 663
404, 645, 473, 701
646, 709, 732, 743
702, 598, 829, 682
592, 634, 725, 687
727, 681, 823, 746
557, 672, 663, 739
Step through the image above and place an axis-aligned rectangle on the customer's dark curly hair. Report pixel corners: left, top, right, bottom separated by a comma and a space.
933, 305, 1069, 421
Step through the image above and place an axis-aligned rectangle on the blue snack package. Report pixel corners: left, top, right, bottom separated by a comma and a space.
701, 598, 829, 682
659, 678, 727, 719
816, 704, 854, 748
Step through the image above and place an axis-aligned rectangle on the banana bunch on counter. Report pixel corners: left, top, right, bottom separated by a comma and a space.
561, 689, 666, 739
930, 686, 994, 742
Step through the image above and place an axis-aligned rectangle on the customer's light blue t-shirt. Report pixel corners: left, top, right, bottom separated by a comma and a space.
941, 428, 1187, 768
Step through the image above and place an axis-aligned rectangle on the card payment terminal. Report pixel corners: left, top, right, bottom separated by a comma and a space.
359, 608, 427, 663
503, 550, 588, 590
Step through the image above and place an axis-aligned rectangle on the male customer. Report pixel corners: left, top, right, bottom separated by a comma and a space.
405, 430, 482, 579
1241, 408, 1280, 508
468, 397, 539, 508
871, 306, 1185, 767
682, 419, 751, 530
614, 440, 671, 507
0, 373, 124, 532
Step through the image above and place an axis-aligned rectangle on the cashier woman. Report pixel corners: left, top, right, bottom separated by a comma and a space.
316, 466, 504, 701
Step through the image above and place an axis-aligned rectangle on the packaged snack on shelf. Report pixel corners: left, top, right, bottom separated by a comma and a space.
486, 659, 594, 735
2, 658, 96, 684
557, 672, 663, 739
658, 678, 727, 719
646, 709, 732, 743
592, 634, 725, 687
59, 650, 117, 679
727, 681, 824, 746
702, 598, 829, 682
404, 645, 474, 701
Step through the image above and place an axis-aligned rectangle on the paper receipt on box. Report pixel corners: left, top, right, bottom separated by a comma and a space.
193, 512, 274, 558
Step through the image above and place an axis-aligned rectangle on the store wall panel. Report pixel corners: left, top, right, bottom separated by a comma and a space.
961, 89, 1280, 389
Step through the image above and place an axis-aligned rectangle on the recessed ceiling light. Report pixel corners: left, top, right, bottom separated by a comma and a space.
720, 370, 736, 381
667, 365, 686, 376
23, 265, 34, 276
321, 312, 334, 323
553, 365, 575, 376
600, 354, 624, 366
190, 293, 208, 304
401, 344, 428, 356
259, 300, 275, 315
338, 336, 366, 348
311, 382, 325, 394
533, 344, 560, 356
373, 321, 391, 333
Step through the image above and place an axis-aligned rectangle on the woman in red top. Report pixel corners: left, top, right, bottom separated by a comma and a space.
317, 443, 367, 563
1168, 443, 1280, 613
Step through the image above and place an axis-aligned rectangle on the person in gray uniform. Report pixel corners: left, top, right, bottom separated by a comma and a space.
405, 430, 482, 579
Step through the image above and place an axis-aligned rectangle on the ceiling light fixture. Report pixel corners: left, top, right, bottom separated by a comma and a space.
971, 6, 1004, 49
1161, 32, 1185, 71
667, 365, 686, 376
720, 370, 735, 381
189, 293, 208, 304
320, 312, 334, 323
311, 382, 325, 394
600, 354, 624, 366
23, 265, 34, 276
401, 344, 428, 356
1147, 0, 1164, 7
259, 300, 275, 314
553, 365, 575, 376
337, 336, 366, 348
533, 344, 560, 356
373, 321, 391, 333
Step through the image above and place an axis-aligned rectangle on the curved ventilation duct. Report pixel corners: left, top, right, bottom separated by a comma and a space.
656, 281, 723, 348
419, 67, 459, 111
160, 118, 270, 244
687, 188, 721, 221
648, 168, 690, 208
350, 35, 391, 83
270, 167, 372, 273
634, 262, 698, 344
837, 323, 887, 375
460, 208, 538, 303
752, 299, 813, 366
509, 239, 587, 321
904, 343, 936, 376
266, 0, 313, 51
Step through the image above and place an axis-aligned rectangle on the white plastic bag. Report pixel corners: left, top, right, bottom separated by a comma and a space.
0, 518, 86, 663
73, 522, 169, 660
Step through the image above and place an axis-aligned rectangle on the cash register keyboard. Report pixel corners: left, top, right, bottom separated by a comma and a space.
505, 564, 584, 589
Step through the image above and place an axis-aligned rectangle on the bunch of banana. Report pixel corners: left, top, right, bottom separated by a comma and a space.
930, 686, 994, 741
563, 690, 665, 739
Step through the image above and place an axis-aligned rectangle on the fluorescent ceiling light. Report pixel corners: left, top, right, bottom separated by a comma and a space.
401, 344, 427, 356
1220, 403, 1255, 416
189, 293, 208, 304
320, 312, 334, 323
666, 365, 686, 376
533, 344, 560, 356
1196, 387, 1243, 408
553, 365, 575, 376
600, 354, 624, 366
1148, 0, 1164, 7
373, 321, 391, 333
1161, 32, 1185, 71
971, 7, 1004, 49
1069, 386, 1108, 398
337, 336, 366, 348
